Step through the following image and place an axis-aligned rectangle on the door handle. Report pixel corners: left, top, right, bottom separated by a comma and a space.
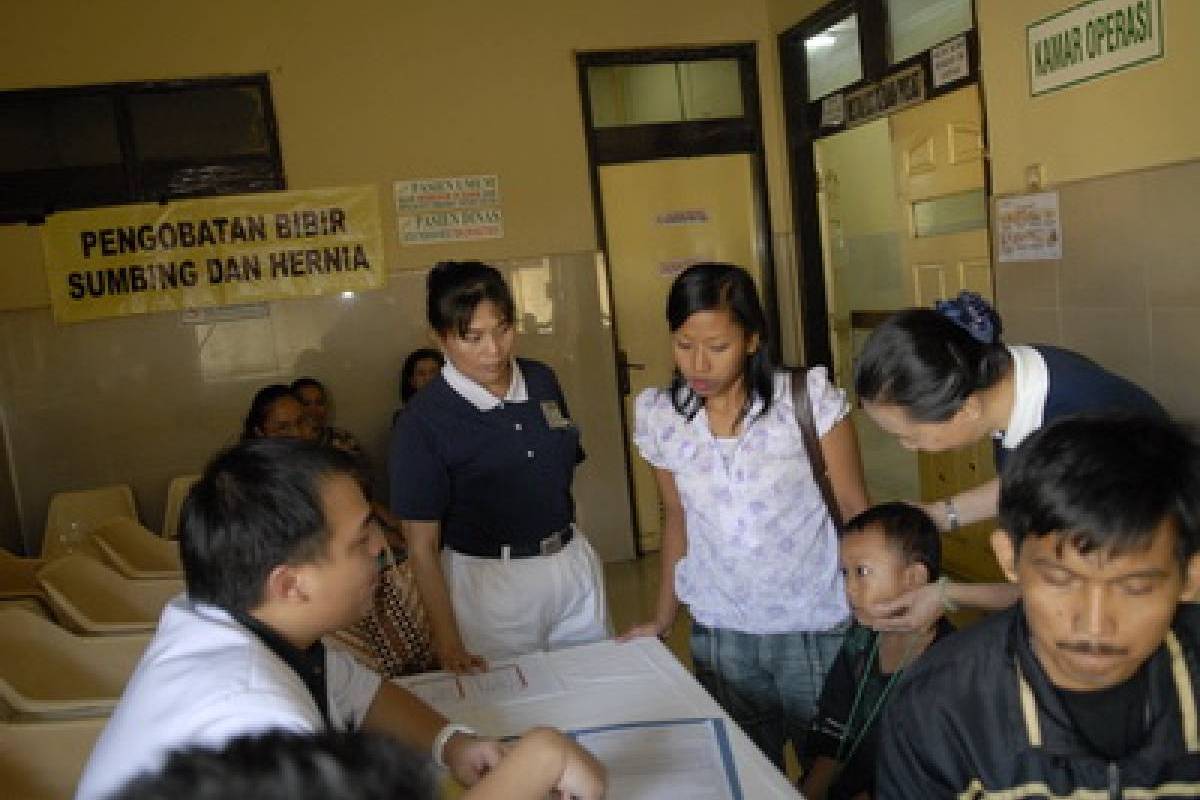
617, 349, 645, 396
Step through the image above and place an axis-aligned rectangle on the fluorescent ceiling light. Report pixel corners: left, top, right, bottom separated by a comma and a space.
805, 35, 837, 49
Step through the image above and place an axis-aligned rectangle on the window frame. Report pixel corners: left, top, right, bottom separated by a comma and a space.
778, 0, 982, 367
0, 73, 285, 225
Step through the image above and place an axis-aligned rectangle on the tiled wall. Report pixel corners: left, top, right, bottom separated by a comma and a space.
995, 159, 1200, 420
0, 252, 636, 562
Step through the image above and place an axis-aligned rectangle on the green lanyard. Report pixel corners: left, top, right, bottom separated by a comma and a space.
835, 630, 921, 766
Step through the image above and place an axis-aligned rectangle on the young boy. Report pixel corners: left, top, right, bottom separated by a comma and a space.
877, 414, 1200, 797
802, 502, 952, 800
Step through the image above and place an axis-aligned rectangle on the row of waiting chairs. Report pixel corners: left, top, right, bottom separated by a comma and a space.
0, 716, 107, 800
0, 549, 179, 797
43, 476, 199, 560
0, 480, 197, 798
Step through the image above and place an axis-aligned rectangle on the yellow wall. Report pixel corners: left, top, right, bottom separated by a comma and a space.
979, 0, 1200, 194
979, 0, 1200, 425
0, 0, 793, 301
0, 0, 804, 551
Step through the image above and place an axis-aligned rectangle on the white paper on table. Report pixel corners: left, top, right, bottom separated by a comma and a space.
570, 717, 743, 800
549, 639, 664, 689
399, 652, 566, 710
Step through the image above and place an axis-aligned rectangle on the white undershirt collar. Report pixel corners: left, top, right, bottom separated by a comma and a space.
999, 344, 1049, 450
442, 359, 527, 411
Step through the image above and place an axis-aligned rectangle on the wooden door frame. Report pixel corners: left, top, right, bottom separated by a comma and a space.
778, 0, 985, 368
576, 44, 777, 553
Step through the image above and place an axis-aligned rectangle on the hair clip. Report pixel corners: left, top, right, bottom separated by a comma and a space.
934, 291, 999, 344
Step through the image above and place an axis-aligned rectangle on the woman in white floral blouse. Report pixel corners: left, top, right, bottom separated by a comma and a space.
620, 263, 869, 770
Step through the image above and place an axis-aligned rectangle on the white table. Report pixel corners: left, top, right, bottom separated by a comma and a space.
400, 637, 801, 799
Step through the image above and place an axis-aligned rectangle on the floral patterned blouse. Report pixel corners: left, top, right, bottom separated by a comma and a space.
634, 369, 850, 633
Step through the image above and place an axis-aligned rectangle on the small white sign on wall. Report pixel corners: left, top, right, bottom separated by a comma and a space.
931, 35, 970, 88
996, 191, 1062, 262
395, 174, 504, 246
399, 208, 504, 245
819, 93, 845, 128
1027, 0, 1163, 97
654, 209, 709, 226
394, 175, 500, 211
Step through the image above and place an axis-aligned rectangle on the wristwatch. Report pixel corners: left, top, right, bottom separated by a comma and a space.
433, 723, 476, 768
943, 497, 961, 531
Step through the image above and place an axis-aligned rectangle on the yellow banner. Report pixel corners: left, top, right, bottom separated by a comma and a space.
42, 186, 385, 324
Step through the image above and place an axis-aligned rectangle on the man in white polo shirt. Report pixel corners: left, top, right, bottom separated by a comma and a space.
75, 438, 503, 800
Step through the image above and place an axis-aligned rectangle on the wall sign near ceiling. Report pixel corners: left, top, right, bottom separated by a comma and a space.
931, 35, 970, 88
41, 186, 385, 324
1027, 0, 1162, 97
819, 93, 846, 128
844, 64, 926, 129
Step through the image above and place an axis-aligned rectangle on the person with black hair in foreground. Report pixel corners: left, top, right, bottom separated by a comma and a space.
877, 415, 1200, 798
112, 727, 605, 800
802, 502, 952, 800
75, 439, 509, 800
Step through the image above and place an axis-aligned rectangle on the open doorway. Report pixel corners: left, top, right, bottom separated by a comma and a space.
780, 1, 1003, 580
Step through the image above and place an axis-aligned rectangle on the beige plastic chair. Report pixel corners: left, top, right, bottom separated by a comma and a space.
0, 607, 150, 720
0, 549, 45, 602
0, 597, 50, 619
162, 474, 200, 540
90, 518, 182, 580
37, 555, 181, 635
42, 484, 138, 560
0, 716, 107, 800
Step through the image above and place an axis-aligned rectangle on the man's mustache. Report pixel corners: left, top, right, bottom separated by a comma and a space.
1056, 640, 1129, 657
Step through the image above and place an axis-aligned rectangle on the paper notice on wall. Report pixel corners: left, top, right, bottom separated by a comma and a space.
399, 208, 504, 245
395, 174, 504, 245
820, 93, 845, 128
394, 175, 500, 211
996, 191, 1062, 262
655, 209, 709, 226
931, 35, 970, 88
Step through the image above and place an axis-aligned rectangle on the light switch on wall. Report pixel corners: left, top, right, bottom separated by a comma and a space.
1025, 163, 1045, 191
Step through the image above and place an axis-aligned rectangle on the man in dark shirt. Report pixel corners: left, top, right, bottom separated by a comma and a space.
878, 414, 1200, 798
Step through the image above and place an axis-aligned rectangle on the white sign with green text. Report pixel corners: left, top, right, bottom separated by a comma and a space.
1028, 0, 1162, 96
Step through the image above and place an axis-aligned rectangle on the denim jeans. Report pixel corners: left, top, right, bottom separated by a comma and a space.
690, 620, 848, 770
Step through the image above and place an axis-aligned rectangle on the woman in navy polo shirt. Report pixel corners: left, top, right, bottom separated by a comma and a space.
389, 261, 608, 671
854, 291, 1164, 628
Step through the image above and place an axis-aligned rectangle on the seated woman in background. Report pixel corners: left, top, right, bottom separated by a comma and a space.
241, 384, 315, 441
292, 376, 362, 454
394, 348, 445, 426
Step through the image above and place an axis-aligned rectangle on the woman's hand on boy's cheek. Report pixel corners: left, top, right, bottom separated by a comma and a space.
866, 583, 942, 632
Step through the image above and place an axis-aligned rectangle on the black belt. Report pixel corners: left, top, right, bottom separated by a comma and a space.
448, 526, 573, 559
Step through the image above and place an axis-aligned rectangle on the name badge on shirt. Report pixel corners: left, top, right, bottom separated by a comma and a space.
541, 401, 573, 429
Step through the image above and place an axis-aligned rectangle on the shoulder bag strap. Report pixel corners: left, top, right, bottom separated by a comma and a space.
791, 368, 844, 532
